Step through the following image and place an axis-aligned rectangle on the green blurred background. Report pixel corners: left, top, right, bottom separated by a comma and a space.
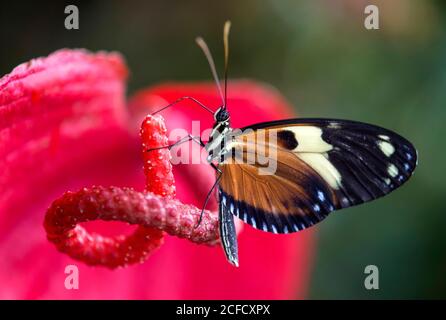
0, 0, 444, 299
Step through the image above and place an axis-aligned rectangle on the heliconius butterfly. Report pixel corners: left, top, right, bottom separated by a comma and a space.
150, 21, 418, 267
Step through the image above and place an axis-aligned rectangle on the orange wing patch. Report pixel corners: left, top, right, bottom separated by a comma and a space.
218, 145, 336, 233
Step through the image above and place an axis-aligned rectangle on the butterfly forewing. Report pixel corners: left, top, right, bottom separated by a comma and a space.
217, 118, 417, 234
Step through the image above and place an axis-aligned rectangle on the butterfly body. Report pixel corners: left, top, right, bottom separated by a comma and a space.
204, 107, 233, 163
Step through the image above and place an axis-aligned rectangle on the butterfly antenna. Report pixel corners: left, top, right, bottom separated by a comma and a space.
223, 20, 231, 110
196, 37, 225, 108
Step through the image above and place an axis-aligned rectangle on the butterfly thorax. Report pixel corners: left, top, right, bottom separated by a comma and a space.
205, 108, 232, 163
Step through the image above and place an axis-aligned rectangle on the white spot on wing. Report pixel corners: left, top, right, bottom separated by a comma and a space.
328, 122, 341, 129
298, 153, 342, 189
378, 135, 390, 141
378, 140, 395, 157
271, 225, 278, 234
286, 126, 333, 153
250, 217, 257, 228
262, 222, 268, 232
388, 163, 398, 178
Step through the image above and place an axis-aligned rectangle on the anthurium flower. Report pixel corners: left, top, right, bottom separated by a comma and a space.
0, 49, 314, 299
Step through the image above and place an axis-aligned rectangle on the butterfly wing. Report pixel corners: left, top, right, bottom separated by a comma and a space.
217, 118, 417, 233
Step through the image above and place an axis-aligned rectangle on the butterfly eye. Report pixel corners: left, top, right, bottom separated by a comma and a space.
214, 107, 230, 122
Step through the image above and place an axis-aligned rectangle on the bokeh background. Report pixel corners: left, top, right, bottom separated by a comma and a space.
0, 0, 444, 299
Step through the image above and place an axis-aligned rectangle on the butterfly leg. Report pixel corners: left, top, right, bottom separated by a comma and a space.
185, 135, 223, 228
151, 96, 215, 116
145, 134, 221, 174
195, 172, 222, 228
146, 133, 236, 266
146, 133, 221, 212
144, 134, 200, 153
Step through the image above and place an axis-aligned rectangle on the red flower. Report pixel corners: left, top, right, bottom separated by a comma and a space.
0, 49, 314, 299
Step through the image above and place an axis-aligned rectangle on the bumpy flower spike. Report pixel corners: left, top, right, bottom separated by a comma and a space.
44, 115, 220, 268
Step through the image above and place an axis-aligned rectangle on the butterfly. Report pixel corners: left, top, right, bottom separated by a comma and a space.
152, 21, 418, 267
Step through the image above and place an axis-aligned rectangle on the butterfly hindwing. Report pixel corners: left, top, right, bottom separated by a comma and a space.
217, 118, 417, 234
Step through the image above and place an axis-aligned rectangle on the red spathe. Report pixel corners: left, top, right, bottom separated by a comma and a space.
0, 49, 314, 299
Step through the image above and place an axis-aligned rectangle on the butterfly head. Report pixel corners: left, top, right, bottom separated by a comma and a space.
214, 107, 230, 123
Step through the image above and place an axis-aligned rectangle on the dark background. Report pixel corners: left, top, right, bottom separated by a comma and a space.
1, 0, 445, 298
